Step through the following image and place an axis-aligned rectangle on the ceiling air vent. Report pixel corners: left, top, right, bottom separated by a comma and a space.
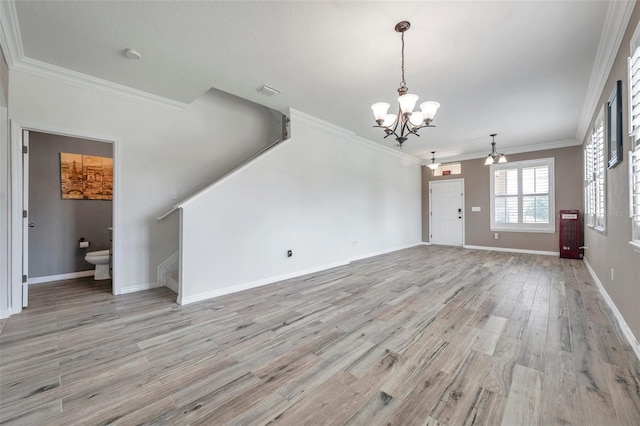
256, 84, 280, 96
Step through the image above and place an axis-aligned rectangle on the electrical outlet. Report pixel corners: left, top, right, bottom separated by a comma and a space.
494, 233, 499, 240
287, 250, 292, 258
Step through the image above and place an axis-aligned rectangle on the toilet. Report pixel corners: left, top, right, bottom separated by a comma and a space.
85, 250, 110, 280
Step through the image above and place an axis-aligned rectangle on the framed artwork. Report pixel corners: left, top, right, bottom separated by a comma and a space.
607, 80, 623, 169
60, 152, 113, 200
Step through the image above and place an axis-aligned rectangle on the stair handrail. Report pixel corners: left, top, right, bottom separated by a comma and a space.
157, 137, 285, 222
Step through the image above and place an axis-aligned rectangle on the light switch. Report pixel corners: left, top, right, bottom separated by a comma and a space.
471, 206, 481, 212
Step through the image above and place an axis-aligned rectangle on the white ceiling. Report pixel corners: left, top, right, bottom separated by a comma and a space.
7, 1, 625, 160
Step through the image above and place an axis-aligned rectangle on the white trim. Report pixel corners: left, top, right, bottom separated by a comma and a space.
349, 242, 423, 263
463, 245, 560, 257
583, 258, 640, 362
290, 109, 421, 164
577, 0, 636, 144
0, 0, 23, 68
14, 58, 187, 112
630, 240, 640, 254
178, 243, 425, 306
420, 242, 432, 246
178, 260, 350, 305
9, 121, 121, 316
29, 270, 94, 285
433, 139, 580, 164
0, 1, 187, 112
119, 282, 162, 294
157, 251, 179, 286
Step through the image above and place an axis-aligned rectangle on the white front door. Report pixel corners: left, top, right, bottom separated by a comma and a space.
430, 179, 464, 246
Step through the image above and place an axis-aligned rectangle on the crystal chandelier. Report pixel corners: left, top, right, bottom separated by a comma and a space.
484, 133, 507, 165
371, 21, 440, 148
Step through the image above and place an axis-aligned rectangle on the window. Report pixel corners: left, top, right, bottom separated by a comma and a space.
629, 46, 640, 139
632, 150, 640, 250
584, 108, 606, 231
433, 163, 461, 176
629, 22, 640, 251
490, 158, 555, 233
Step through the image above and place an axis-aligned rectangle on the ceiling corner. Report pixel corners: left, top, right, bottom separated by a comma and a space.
576, 0, 636, 144
0, 0, 24, 68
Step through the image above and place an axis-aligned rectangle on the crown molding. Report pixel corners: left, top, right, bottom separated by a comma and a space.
14, 57, 187, 111
0, 0, 23, 68
289, 109, 421, 164
430, 138, 581, 165
0, 0, 187, 111
576, 0, 636, 145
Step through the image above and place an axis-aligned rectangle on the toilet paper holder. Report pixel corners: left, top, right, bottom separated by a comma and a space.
78, 237, 90, 249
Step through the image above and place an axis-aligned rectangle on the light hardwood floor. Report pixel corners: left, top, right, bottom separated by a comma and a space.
1, 246, 639, 425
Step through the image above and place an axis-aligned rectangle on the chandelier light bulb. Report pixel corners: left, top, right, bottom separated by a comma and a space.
371, 102, 390, 124
398, 94, 419, 115
382, 114, 397, 128
420, 101, 441, 121
484, 155, 495, 165
409, 112, 424, 127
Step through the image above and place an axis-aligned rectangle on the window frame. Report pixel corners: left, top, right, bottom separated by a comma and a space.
629, 24, 640, 252
631, 149, 640, 252
585, 107, 606, 233
490, 157, 555, 233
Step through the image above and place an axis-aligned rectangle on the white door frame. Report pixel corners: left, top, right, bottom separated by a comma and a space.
10, 120, 121, 314
429, 178, 465, 246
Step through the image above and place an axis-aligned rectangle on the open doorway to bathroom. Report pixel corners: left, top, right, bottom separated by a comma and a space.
27, 131, 113, 294
11, 124, 118, 311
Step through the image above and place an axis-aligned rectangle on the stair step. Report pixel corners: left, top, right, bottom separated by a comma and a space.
164, 270, 179, 294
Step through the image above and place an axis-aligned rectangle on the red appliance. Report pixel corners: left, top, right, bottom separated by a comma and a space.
559, 210, 581, 259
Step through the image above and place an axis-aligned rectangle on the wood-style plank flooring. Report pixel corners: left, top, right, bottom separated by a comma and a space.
1, 246, 639, 425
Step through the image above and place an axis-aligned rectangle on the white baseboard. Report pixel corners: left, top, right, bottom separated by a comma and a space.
583, 258, 640, 362
349, 242, 424, 262
420, 241, 432, 246
179, 242, 427, 306
29, 270, 95, 284
463, 245, 559, 257
179, 260, 350, 305
0, 308, 11, 319
119, 282, 162, 294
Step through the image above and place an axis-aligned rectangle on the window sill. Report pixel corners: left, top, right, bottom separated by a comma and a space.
490, 226, 555, 234
631, 241, 640, 254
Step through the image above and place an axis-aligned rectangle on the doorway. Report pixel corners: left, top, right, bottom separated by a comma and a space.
10, 122, 119, 312
429, 179, 464, 246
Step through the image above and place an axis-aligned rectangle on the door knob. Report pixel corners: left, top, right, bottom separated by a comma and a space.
29, 223, 35, 228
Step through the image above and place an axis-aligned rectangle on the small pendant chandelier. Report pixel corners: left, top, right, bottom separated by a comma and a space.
426, 151, 441, 170
484, 133, 507, 165
371, 21, 440, 148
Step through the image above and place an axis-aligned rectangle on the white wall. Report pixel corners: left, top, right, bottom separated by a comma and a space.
0, 51, 9, 318
583, 3, 640, 342
179, 110, 422, 304
6, 70, 282, 298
